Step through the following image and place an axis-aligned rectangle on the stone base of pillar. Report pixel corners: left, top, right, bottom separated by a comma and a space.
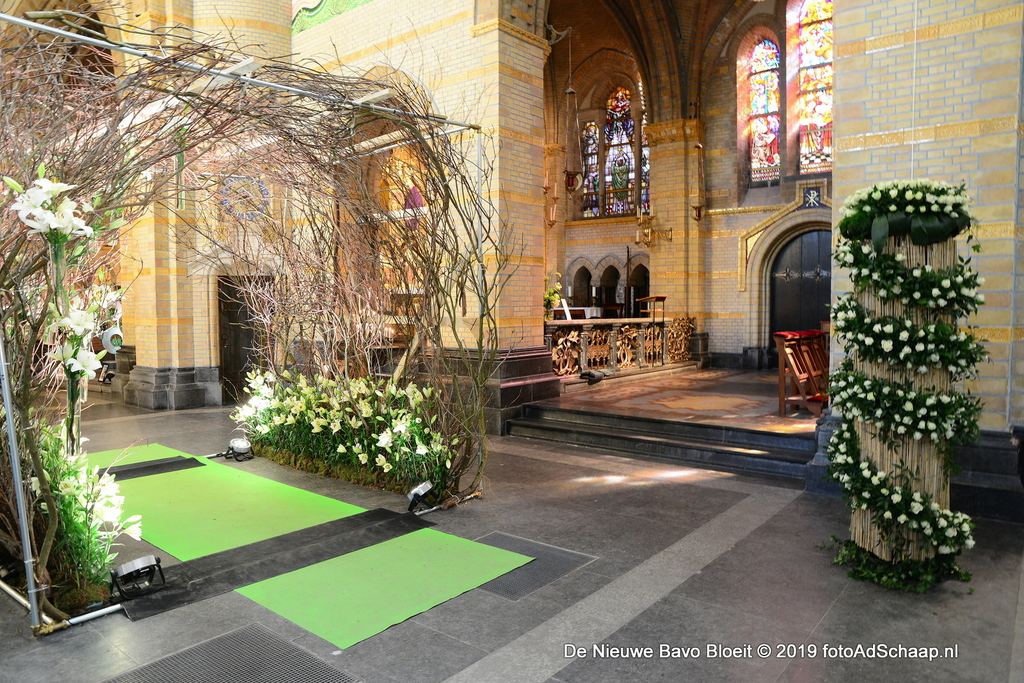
741, 345, 769, 370
109, 344, 137, 400
688, 332, 710, 369
807, 413, 1024, 522
806, 409, 842, 495
123, 365, 223, 410
484, 346, 561, 434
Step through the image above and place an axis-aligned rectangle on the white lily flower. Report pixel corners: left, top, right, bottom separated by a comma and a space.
61, 308, 96, 336
67, 348, 103, 378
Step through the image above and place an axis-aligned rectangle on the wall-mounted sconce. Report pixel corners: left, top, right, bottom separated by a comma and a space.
634, 214, 671, 247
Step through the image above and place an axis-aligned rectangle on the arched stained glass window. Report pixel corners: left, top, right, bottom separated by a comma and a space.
581, 121, 600, 218
797, 0, 833, 174
603, 87, 636, 216
747, 38, 781, 183
576, 85, 650, 219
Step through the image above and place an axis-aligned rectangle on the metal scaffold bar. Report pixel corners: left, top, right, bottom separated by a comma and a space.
0, 12, 480, 131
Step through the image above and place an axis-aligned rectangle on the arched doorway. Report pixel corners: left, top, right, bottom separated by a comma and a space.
769, 229, 831, 342
628, 264, 649, 316
600, 266, 621, 316
573, 267, 592, 306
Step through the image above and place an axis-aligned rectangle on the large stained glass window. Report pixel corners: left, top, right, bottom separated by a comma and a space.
797, 0, 833, 174
581, 121, 600, 218
603, 87, 636, 216
576, 85, 650, 219
747, 38, 781, 183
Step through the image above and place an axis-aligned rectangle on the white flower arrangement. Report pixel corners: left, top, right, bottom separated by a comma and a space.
4, 172, 94, 238
233, 370, 454, 488
828, 421, 975, 556
831, 299, 986, 381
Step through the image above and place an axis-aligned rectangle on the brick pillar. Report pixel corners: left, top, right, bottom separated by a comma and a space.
645, 118, 706, 325
193, 0, 292, 60
119, 200, 222, 409
105, 1, 218, 409
471, 18, 561, 430
832, 0, 1024, 433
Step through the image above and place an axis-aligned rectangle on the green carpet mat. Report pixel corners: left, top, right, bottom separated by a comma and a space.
237, 528, 532, 649
88, 443, 191, 470
91, 444, 530, 647
91, 445, 364, 561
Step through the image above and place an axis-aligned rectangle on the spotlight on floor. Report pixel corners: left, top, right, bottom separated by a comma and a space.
110, 555, 165, 600
213, 436, 253, 462
407, 480, 433, 513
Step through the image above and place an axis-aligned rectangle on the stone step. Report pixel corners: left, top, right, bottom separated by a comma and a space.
521, 403, 816, 455
505, 416, 811, 481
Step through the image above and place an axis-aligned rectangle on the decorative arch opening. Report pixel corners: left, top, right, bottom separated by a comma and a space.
742, 210, 832, 364
627, 263, 649, 316
572, 266, 593, 307
599, 265, 621, 313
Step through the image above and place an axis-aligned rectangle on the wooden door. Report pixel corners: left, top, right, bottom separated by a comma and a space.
218, 277, 264, 404
770, 230, 831, 340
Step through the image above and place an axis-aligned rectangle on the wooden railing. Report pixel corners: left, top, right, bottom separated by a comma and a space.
544, 318, 667, 377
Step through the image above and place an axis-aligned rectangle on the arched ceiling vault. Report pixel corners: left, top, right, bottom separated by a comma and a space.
543, 0, 687, 122
479, 1, 793, 127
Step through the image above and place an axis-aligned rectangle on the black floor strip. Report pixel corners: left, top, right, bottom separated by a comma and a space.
105, 623, 358, 683
122, 508, 432, 620
107, 456, 205, 480
476, 532, 595, 601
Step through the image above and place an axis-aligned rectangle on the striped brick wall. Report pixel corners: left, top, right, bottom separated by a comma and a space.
832, 0, 1024, 431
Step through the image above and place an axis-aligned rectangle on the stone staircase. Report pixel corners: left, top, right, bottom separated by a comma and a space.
505, 403, 817, 481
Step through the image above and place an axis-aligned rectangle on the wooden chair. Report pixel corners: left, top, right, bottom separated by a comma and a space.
774, 330, 828, 417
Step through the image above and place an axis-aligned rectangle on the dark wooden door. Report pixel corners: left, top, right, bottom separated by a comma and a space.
770, 230, 831, 340
218, 277, 263, 404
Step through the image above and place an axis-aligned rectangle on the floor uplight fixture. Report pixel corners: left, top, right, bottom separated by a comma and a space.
407, 481, 433, 513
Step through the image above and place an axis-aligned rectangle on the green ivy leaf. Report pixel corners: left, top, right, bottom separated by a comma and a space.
871, 214, 890, 250
36, 162, 46, 179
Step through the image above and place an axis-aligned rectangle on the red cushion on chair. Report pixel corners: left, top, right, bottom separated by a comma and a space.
807, 393, 825, 403
774, 330, 825, 340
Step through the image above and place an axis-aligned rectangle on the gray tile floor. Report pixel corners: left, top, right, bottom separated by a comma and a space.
1, 404, 1022, 682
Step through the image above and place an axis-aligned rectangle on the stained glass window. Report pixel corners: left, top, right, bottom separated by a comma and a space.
640, 113, 651, 214
798, 0, 833, 174
747, 38, 781, 183
581, 121, 600, 218
603, 87, 636, 216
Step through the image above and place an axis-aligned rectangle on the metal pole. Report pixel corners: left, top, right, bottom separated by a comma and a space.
474, 131, 487, 473
0, 331, 42, 629
67, 602, 124, 625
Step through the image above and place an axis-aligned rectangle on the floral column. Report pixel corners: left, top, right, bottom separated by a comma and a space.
828, 180, 986, 591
